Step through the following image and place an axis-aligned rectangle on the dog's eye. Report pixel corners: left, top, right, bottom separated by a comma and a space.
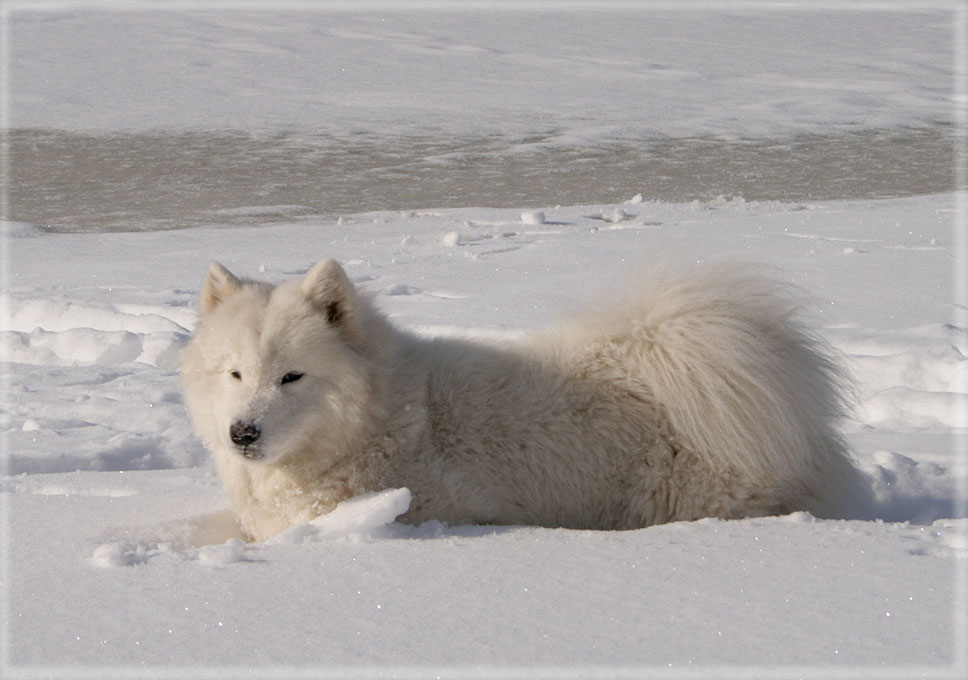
230, 370, 242, 380
281, 371, 304, 385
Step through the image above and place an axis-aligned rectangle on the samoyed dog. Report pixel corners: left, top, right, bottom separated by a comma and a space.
180, 258, 868, 541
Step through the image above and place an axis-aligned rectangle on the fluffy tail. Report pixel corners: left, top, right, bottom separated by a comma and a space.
566, 260, 870, 518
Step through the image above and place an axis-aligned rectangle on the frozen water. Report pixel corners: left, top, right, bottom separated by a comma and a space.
6, 128, 955, 233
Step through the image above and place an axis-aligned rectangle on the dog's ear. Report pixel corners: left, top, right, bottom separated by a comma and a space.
301, 259, 355, 327
200, 261, 242, 314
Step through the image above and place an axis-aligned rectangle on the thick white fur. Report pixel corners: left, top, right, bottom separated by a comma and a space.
180, 259, 870, 541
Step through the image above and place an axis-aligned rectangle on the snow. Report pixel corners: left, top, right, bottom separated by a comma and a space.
520, 210, 546, 226
2, 4, 967, 679
6, 7, 954, 139
4, 194, 966, 676
267, 488, 413, 546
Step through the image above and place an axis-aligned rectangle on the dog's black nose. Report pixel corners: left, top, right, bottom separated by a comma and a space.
229, 421, 261, 447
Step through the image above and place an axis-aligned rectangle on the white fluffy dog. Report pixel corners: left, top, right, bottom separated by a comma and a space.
180, 258, 868, 541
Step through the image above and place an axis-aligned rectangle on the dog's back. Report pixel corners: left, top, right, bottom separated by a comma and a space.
393, 261, 870, 528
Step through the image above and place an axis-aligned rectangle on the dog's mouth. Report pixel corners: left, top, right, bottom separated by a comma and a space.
239, 447, 265, 460
229, 441, 266, 461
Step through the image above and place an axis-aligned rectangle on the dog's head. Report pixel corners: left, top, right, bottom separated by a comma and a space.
180, 259, 379, 466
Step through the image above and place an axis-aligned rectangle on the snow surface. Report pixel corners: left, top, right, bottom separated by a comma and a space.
2, 4, 967, 680
4, 194, 967, 678
6, 7, 955, 138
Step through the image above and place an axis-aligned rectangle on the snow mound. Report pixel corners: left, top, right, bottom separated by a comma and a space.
91, 509, 253, 568
3, 328, 145, 366
864, 451, 959, 524
91, 541, 150, 568
91, 537, 254, 568
1, 295, 191, 368
4, 296, 189, 334
839, 326, 968, 430
439, 230, 462, 247
861, 388, 968, 430
268, 488, 413, 545
196, 538, 250, 566
520, 210, 545, 225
